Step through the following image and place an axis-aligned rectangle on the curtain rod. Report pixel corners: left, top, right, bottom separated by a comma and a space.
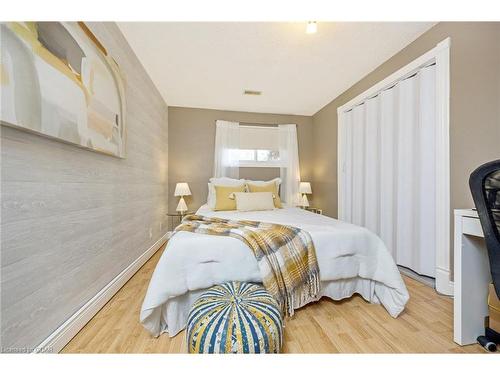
239, 122, 279, 127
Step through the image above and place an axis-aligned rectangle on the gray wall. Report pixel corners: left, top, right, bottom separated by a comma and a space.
168, 107, 314, 212
312, 22, 500, 218
0, 23, 169, 350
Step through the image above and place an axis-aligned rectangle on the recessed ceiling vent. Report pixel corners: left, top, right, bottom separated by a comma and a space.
244, 90, 262, 96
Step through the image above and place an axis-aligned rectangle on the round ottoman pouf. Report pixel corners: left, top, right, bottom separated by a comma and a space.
186, 281, 283, 353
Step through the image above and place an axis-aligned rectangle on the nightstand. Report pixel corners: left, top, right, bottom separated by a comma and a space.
166, 211, 194, 231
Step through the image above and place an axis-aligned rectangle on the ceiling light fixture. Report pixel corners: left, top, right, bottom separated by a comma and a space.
306, 21, 317, 34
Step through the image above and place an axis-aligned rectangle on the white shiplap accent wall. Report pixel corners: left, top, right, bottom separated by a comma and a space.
0, 22, 169, 350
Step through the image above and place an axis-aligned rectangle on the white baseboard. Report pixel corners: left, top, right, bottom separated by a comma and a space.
33, 232, 170, 353
435, 267, 454, 296
448, 280, 455, 295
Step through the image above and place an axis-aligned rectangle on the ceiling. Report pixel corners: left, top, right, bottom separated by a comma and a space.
117, 22, 436, 116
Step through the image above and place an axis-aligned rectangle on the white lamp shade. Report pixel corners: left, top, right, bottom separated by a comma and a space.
299, 182, 312, 194
301, 194, 310, 207
174, 182, 191, 197
176, 196, 188, 212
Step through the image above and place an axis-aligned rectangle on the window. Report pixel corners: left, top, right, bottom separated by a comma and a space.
257, 149, 280, 162
238, 149, 280, 166
238, 149, 256, 161
238, 126, 281, 167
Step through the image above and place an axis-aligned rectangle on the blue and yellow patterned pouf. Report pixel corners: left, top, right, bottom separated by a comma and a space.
186, 281, 283, 353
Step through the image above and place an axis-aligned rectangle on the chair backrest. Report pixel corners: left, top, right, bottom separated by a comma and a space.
470, 160, 500, 299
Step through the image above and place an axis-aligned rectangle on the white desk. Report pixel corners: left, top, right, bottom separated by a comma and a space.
454, 209, 492, 345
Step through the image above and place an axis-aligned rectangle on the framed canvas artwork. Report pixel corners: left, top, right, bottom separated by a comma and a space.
0, 22, 126, 158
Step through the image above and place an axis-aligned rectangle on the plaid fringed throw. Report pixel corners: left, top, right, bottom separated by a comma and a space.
174, 214, 321, 317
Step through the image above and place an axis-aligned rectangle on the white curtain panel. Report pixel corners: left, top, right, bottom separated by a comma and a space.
279, 124, 302, 206
340, 65, 437, 277
213, 120, 240, 178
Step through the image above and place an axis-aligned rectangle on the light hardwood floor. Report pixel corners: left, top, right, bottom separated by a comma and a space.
63, 245, 485, 353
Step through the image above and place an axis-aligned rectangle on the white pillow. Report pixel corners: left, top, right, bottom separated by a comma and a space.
245, 177, 281, 189
207, 178, 246, 208
234, 192, 275, 212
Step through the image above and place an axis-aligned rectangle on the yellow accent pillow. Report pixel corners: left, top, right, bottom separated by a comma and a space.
246, 182, 282, 208
214, 185, 246, 211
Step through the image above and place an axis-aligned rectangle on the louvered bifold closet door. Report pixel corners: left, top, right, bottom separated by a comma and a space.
340, 64, 437, 277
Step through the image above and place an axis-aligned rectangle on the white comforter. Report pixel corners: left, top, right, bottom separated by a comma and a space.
141, 206, 409, 337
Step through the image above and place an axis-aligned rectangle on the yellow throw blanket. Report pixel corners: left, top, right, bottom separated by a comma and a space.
174, 214, 321, 317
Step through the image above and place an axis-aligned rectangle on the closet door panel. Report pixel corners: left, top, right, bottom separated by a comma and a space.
379, 88, 397, 258
395, 77, 418, 270
342, 111, 354, 223
364, 96, 381, 234
351, 105, 366, 227
416, 66, 437, 277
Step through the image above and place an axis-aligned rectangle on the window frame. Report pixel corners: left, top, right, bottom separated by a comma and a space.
237, 125, 282, 168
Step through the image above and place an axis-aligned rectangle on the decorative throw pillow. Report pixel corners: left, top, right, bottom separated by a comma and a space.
234, 192, 275, 212
207, 178, 245, 208
246, 181, 283, 208
214, 185, 246, 211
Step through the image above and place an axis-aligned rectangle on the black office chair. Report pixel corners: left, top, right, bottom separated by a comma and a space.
469, 159, 500, 351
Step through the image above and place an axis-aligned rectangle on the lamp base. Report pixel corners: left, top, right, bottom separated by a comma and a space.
300, 194, 310, 208
176, 196, 188, 213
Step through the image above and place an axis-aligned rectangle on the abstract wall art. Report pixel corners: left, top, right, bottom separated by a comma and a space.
0, 22, 126, 158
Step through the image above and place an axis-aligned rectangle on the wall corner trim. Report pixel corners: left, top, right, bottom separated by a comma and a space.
33, 232, 170, 353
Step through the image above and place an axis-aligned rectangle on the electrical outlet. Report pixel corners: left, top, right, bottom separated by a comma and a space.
149, 228, 153, 239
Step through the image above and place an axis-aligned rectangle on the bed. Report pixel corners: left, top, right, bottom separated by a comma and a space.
140, 204, 409, 337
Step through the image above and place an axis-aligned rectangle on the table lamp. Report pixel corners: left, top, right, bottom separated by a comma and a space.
174, 182, 191, 215
299, 182, 312, 208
